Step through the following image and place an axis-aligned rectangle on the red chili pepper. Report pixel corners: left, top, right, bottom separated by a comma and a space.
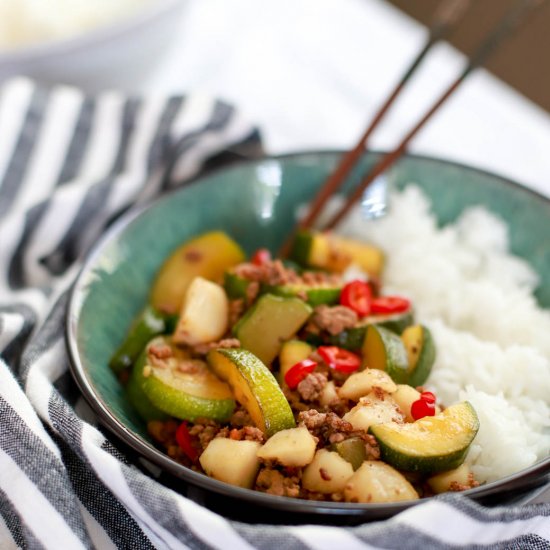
370, 296, 411, 314
411, 398, 436, 420
176, 422, 198, 462
284, 358, 318, 389
251, 248, 271, 266
317, 346, 361, 373
420, 391, 436, 404
340, 280, 372, 317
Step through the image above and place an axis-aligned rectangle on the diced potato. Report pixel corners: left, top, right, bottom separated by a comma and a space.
339, 369, 397, 401
427, 463, 473, 494
392, 384, 422, 422
173, 277, 228, 345
319, 381, 339, 407
199, 438, 261, 489
302, 449, 354, 494
344, 461, 419, 503
257, 426, 317, 467
343, 393, 403, 431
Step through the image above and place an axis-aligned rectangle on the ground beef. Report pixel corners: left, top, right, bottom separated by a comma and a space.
324, 398, 352, 417
298, 409, 329, 431
297, 372, 328, 402
176, 359, 204, 374
310, 305, 358, 335
192, 338, 240, 356
363, 433, 381, 460
147, 419, 178, 445
283, 386, 311, 413
217, 426, 265, 443
233, 259, 301, 286
298, 409, 354, 445
255, 467, 301, 498
449, 474, 480, 492
232, 263, 265, 281
229, 405, 252, 426
245, 280, 260, 303
148, 342, 173, 359
228, 299, 245, 326
301, 271, 341, 286
188, 418, 221, 450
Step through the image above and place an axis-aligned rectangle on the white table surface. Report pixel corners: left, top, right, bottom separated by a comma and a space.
147, 0, 550, 198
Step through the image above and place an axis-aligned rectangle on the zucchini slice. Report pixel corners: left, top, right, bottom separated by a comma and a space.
369, 401, 480, 473
150, 231, 245, 314
109, 306, 177, 373
137, 337, 235, 422
233, 294, 312, 366
362, 325, 409, 383
401, 324, 436, 387
223, 271, 251, 301
332, 437, 368, 471
328, 311, 414, 351
207, 348, 295, 437
126, 363, 168, 422
289, 230, 384, 277
266, 283, 341, 307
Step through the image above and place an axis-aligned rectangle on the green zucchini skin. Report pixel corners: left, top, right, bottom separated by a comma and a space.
363, 325, 409, 383
109, 306, 178, 373
369, 402, 480, 474
288, 230, 313, 268
332, 437, 368, 470
126, 352, 168, 422
377, 311, 414, 335
264, 283, 341, 307
223, 271, 251, 300
233, 294, 312, 366
137, 338, 236, 423
328, 312, 414, 351
407, 325, 436, 387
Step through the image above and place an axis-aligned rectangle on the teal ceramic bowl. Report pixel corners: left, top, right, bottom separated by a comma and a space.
67, 151, 550, 522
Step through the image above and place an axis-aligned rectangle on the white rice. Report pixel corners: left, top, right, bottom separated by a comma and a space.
0, 0, 154, 50
339, 185, 550, 483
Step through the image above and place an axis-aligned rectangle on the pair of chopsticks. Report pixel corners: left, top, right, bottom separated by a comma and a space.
281, 0, 547, 254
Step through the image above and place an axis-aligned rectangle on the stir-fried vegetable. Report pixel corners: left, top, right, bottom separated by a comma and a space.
110, 229, 480, 502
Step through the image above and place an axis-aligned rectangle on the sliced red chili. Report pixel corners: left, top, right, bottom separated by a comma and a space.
411, 398, 436, 420
370, 296, 411, 314
420, 391, 436, 404
251, 248, 271, 266
317, 345, 361, 373
284, 359, 318, 389
340, 280, 372, 317
176, 421, 198, 462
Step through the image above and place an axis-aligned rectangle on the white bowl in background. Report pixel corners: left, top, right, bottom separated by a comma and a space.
0, 0, 186, 92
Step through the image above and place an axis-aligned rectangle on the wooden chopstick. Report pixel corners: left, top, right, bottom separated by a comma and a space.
290, 0, 471, 239
321, 0, 547, 231
280, 0, 547, 257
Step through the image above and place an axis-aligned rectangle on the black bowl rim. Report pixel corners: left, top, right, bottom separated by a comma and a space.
66, 150, 550, 518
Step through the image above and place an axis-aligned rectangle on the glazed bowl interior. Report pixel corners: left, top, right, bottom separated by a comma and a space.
67, 151, 550, 520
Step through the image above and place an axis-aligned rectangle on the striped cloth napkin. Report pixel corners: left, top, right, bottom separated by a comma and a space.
0, 78, 549, 550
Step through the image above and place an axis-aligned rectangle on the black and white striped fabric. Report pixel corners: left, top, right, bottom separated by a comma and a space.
0, 78, 549, 550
